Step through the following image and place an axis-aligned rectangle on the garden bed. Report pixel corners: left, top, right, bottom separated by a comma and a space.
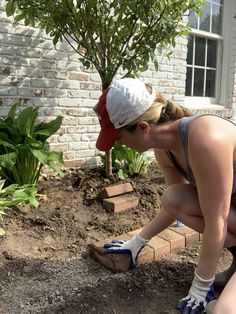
0, 162, 231, 313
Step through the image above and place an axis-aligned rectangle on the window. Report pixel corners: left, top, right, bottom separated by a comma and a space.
185, 0, 224, 104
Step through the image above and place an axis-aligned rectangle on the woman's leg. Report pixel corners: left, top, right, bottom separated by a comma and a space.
160, 183, 236, 247
139, 183, 204, 239
214, 272, 236, 314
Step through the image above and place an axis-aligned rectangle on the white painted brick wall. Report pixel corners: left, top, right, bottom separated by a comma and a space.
0, 1, 236, 167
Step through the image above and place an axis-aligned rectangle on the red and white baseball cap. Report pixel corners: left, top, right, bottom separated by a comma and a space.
94, 78, 156, 151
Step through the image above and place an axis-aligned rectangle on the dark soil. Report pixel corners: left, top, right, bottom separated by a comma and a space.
0, 163, 231, 313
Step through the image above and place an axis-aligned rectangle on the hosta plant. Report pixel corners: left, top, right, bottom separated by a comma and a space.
99, 144, 151, 179
0, 101, 64, 187
0, 180, 38, 235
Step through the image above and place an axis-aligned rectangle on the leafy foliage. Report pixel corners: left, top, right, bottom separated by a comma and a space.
5, 0, 205, 177
0, 180, 38, 235
0, 101, 64, 186
99, 144, 151, 179
5, 0, 205, 89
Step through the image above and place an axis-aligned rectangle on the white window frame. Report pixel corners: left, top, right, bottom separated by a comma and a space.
184, 0, 233, 108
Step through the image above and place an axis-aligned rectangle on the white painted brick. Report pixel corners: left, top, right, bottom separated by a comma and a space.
81, 99, 97, 107
78, 117, 98, 125
45, 89, 67, 98
44, 107, 67, 116
58, 134, 81, 143
67, 90, 89, 98
81, 133, 98, 141
32, 98, 58, 107
74, 150, 96, 158
0, 87, 17, 95
61, 116, 78, 126
57, 80, 80, 89
87, 125, 100, 133
89, 90, 102, 99
68, 142, 88, 150
67, 126, 88, 134
58, 98, 81, 107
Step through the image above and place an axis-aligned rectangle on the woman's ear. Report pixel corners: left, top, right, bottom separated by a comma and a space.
137, 121, 150, 134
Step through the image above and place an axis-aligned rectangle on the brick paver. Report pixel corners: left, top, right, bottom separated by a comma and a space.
91, 225, 201, 269
102, 194, 139, 212
99, 182, 133, 199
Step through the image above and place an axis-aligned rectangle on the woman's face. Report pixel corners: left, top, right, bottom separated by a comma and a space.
116, 122, 151, 153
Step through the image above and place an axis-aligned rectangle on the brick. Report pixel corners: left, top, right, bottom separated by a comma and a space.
148, 236, 171, 259
99, 182, 133, 199
158, 228, 185, 253
103, 195, 139, 213
168, 225, 200, 247
137, 245, 155, 265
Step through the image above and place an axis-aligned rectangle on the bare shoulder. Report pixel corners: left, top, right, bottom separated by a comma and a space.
188, 115, 236, 161
189, 115, 236, 147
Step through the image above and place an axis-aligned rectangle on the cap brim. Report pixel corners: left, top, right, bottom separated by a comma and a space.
96, 128, 120, 151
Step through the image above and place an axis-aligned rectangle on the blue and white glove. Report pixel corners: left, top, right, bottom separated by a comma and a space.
176, 270, 216, 314
103, 235, 149, 270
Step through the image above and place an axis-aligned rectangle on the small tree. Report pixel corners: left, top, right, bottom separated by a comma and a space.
5, 0, 204, 176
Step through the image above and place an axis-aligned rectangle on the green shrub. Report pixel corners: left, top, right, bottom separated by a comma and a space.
99, 144, 151, 179
0, 101, 64, 187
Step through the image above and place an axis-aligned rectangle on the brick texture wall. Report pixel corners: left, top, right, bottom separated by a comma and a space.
0, 2, 236, 167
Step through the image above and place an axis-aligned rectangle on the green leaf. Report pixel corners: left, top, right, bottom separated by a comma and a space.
0, 152, 17, 169
30, 149, 48, 164
16, 107, 38, 136
33, 116, 63, 140
6, 101, 20, 122
6, 0, 15, 16
49, 161, 64, 177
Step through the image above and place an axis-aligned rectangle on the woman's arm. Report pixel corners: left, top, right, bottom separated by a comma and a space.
139, 149, 187, 240
189, 118, 234, 279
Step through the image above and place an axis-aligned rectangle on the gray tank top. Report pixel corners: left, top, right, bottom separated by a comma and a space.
166, 115, 236, 207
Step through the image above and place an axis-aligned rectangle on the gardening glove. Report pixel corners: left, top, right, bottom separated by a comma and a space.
176, 270, 216, 314
103, 234, 149, 270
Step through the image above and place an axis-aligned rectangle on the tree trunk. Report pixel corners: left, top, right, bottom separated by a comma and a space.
105, 150, 112, 177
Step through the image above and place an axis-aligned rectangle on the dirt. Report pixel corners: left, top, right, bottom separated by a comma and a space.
0, 163, 231, 313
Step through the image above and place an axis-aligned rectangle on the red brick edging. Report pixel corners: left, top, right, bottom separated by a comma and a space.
95, 224, 200, 266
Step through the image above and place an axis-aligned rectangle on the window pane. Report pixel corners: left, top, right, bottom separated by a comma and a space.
189, 10, 198, 29
194, 68, 204, 96
187, 35, 193, 65
199, 1, 211, 32
186, 67, 192, 96
206, 70, 216, 97
213, 0, 222, 4
195, 37, 206, 66
207, 39, 217, 68
212, 3, 222, 34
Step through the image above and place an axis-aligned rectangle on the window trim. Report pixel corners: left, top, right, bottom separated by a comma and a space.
184, 0, 230, 107
219, 0, 234, 106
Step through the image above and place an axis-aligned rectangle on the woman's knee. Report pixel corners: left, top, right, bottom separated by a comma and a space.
161, 184, 198, 217
161, 184, 185, 216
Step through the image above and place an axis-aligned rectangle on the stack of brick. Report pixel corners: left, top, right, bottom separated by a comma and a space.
99, 182, 139, 213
